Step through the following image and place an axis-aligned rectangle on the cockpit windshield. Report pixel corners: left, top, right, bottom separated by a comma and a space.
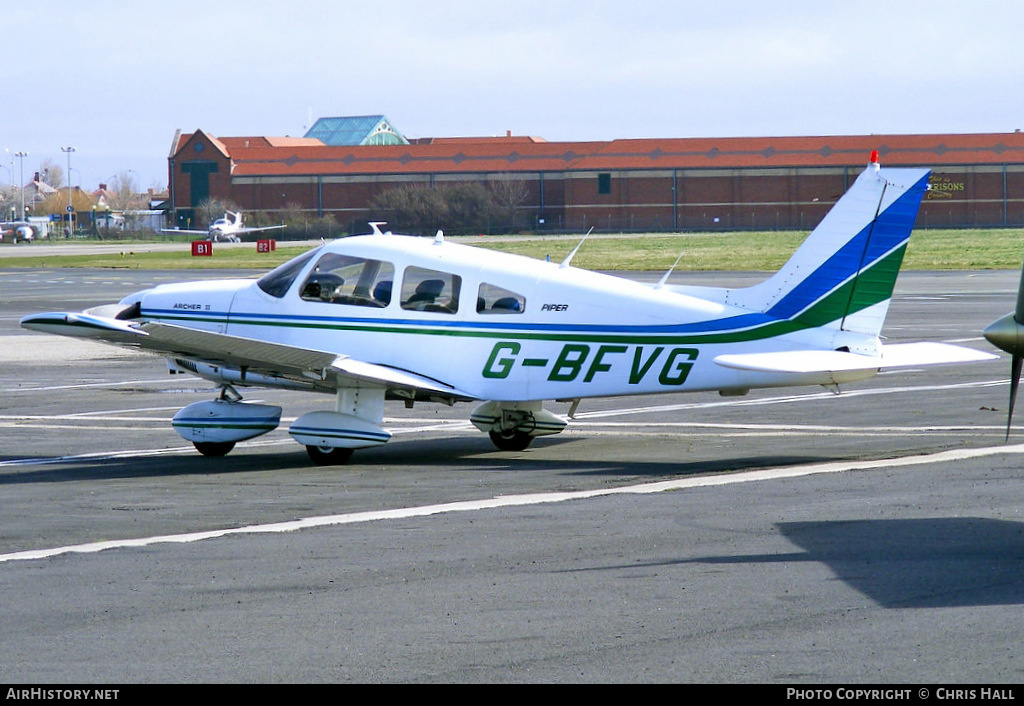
256, 247, 322, 298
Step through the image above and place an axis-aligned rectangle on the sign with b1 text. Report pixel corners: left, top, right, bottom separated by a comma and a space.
191, 241, 213, 257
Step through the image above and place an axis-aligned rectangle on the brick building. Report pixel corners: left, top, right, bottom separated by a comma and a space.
167, 123, 1024, 234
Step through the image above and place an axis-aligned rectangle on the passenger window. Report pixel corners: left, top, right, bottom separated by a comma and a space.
299, 253, 394, 308
400, 266, 461, 314
476, 283, 525, 315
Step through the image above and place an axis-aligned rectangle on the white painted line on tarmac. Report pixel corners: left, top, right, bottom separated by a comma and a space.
1, 378, 189, 393
572, 379, 1006, 419
0, 377, 1008, 466
4, 442, 1024, 564
0, 421, 478, 467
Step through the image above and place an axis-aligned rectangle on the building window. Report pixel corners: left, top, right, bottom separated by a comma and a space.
598, 173, 611, 195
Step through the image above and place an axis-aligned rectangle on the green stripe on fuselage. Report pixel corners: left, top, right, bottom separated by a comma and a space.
152, 247, 905, 347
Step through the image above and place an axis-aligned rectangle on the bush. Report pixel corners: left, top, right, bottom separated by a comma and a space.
371, 183, 498, 235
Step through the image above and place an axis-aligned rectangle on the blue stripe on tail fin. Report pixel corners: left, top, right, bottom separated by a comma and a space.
725, 163, 930, 337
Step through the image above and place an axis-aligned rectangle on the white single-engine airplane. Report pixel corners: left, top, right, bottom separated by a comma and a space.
1, 221, 34, 243
162, 210, 285, 242
22, 155, 996, 464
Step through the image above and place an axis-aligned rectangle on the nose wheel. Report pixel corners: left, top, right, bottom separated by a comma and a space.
193, 441, 236, 457
305, 445, 354, 465
488, 429, 534, 451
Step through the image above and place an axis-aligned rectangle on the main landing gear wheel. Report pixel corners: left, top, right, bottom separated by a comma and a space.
488, 429, 534, 452
305, 445, 354, 465
193, 441, 236, 457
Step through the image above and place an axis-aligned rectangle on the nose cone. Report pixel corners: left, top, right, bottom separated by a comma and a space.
984, 313, 1024, 356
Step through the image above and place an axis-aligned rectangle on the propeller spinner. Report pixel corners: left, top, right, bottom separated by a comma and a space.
983, 258, 1024, 439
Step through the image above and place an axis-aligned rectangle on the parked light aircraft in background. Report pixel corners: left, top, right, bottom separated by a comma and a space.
0, 221, 34, 243
162, 210, 285, 242
22, 155, 997, 464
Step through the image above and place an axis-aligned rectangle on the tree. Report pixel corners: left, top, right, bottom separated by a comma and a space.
489, 174, 530, 232
276, 202, 337, 239
37, 188, 95, 234
106, 171, 146, 212
37, 188, 94, 215
196, 198, 238, 228
0, 184, 20, 221
371, 182, 496, 235
38, 158, 64, 189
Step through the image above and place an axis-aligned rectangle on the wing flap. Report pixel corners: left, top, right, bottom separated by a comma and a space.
714, 342, 996, 374
21, 313, 475, 399
142, 323, 474, 397
330, 357, 472, 397
142, 322, 338, 376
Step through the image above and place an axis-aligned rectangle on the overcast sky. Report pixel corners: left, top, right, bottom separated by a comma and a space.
4, 0, 1022, 191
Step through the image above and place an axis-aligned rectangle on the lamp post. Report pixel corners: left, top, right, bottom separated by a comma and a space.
14, 151, 27, 220
61, 146, 75, 236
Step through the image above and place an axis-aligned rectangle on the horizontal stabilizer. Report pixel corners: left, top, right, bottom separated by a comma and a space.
876, 342, 999, 368
714, 342, 997, 374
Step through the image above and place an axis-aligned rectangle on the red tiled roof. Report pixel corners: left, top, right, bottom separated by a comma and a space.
174, 131, 1024, 178
175, 130, 232, 160
577, 133, 1024, 169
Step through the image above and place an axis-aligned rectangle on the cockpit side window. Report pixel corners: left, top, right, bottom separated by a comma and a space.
257, 247, 321, 298
476, 283, 526, 315
299, 253, 395, 307
400, 266, 461, 314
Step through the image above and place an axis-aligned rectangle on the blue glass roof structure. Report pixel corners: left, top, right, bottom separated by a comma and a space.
304, 115, 409, 146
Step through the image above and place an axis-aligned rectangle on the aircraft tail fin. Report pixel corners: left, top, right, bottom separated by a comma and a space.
725, 157, 930, 339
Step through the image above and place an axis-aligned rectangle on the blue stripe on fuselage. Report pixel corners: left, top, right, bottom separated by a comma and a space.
140, 173, 927, 340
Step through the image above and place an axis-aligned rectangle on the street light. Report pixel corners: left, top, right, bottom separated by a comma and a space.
14, 151, 27, 220
61, 146, 75, 236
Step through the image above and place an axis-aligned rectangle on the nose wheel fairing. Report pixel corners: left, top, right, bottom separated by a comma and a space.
172, 384, 567, 461
470, 401, 567, 451
172, 393, 283, 450
289, 387, 390, 463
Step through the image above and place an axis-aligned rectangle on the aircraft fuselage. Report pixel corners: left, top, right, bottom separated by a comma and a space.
128, 233, 869, 403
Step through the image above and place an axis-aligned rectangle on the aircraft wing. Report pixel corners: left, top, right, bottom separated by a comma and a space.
713, 342, 997, 374
160, 228, 210, 235
237, 224, 286, 234
20, 312, 476, 401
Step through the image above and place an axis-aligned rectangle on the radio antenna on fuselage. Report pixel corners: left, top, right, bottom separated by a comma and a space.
560, 227, 595, 269
655, 251, 686, 289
